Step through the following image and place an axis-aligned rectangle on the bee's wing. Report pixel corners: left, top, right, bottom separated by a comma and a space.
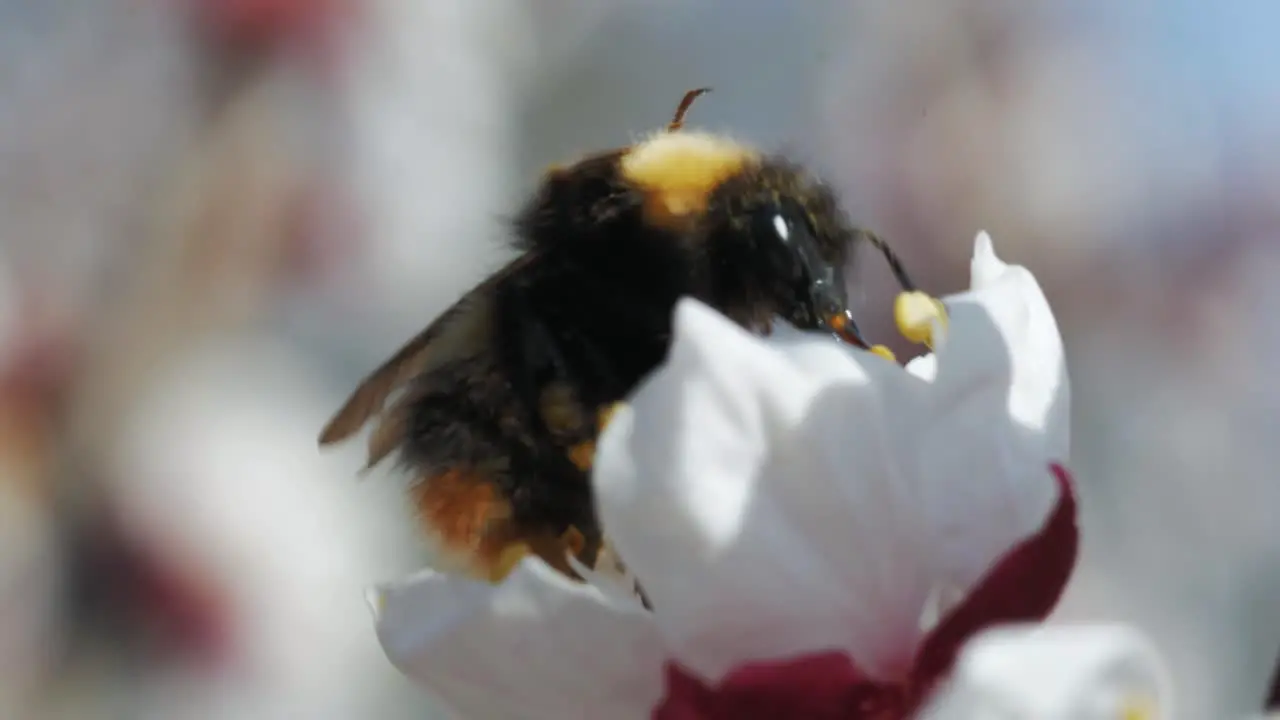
317, 253, 535, 467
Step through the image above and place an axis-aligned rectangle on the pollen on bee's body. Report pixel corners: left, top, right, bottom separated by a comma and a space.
596, 402, 625, 432
559, 526, 586, 557
619, 131, 756, 230
488, 542, 531, 582
568, 441, 596, 471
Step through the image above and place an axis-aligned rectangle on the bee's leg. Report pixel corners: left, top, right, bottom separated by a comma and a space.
496, 281, 607, 572
500, 280, 583, 434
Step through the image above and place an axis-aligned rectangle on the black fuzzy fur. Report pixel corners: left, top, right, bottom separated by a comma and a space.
331, 146, 868, 570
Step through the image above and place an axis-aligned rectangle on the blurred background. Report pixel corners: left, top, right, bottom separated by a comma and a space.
0, 0, 1278, 718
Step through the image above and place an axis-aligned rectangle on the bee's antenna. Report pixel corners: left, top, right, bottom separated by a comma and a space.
861, 230, 917, 293
668, 87, 711, 132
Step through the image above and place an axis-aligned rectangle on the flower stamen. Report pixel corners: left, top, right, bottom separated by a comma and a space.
868, 345, 896, 362
894, 291, 949, 349
1119, 694, 1157, 720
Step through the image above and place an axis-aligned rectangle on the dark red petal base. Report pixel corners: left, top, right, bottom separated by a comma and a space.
657, 651, 906, 720
654, 463, 1078, 720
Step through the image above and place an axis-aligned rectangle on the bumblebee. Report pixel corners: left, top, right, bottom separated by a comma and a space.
318, 88, 915, 582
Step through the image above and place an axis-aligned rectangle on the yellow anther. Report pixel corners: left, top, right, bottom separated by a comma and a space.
869, 344, 896, 362
487, 541, 531, 583
1118, 695, 1156, 720
894, 291, 948, 348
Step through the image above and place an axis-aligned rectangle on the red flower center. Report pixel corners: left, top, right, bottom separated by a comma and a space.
655, 463, 1078, 720
657, 653, 907, 720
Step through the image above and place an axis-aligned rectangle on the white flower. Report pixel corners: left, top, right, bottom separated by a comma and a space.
110, 341, 424, 719
373, 559, 666, 719
918, 623, 1172, 720
370, 232, 1074, 719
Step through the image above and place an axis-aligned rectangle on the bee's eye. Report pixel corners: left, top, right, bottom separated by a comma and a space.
759, 200, 812, 244
762, 199, 823, 251
752, 206, 808, 283
770, 214, 791, 242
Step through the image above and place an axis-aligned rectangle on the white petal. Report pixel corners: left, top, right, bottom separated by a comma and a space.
969, 230, 1004, 289
919, 623, 1172, 720
594, 234, 1069, 684
596, 299, 936, 682
905, 230, 1067, 446
904, 352, 938, 382
912, 234, 1070, 590
958, 231, 1069, 457
372, 559, 663, 720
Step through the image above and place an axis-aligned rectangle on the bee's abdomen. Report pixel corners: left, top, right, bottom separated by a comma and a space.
398, 355, 601, 562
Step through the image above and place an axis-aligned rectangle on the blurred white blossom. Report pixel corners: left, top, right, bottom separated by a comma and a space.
919, 623, 1172, 720
108, 340, 425, 720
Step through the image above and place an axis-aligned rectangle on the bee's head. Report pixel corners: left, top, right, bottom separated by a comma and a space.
616, 103, 914, 345
701, 160, 877, 342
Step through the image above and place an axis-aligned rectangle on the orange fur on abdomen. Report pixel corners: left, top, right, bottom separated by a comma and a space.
414, 468, 580, 581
